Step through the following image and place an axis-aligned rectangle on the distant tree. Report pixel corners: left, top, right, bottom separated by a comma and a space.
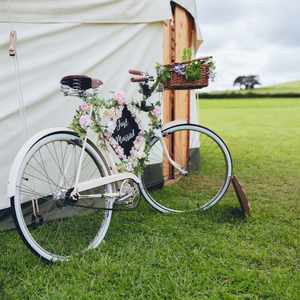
233, 75, 261, 90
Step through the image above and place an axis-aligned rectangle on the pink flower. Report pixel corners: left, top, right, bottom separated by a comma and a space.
130, 148, 137, 156
152, 106, 161, 118
79, 115, 91, 129
136, 135, 144, 142
114, 91, 126, 105
80, 103, 91, 111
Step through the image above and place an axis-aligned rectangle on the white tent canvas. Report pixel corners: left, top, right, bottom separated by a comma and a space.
0, 0, 202, 210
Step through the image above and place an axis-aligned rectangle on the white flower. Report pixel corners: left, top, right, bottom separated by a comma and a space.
103, 109, 115, 121
136, 150, 146, 159
106, 121, 115, 133
127, 162, 134, 172
116, 146, 124, 157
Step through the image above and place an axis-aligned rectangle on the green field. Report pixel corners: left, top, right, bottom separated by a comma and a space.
199, 80, 300, 98
0, 99, 299, 299
255, 80, 300, 93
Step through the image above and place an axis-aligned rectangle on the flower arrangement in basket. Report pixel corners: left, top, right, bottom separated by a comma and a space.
156, 48, 216, 90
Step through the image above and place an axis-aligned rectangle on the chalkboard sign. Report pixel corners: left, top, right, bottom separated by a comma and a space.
112, 106, 141, 157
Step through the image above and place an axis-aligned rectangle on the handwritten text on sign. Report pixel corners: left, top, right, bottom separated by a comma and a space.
112, 106, 140, 157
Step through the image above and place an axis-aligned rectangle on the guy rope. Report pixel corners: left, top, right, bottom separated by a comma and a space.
6, 0, 29, 139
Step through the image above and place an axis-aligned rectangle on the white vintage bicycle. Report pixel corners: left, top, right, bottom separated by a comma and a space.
8, 71, 232, 262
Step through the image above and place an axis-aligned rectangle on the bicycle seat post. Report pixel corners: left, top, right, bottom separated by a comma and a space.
71, 104, 94, 199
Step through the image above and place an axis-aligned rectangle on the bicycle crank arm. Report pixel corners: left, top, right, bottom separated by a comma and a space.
74, 173, 141, 195
77, 192, 120, 199
77, 192, 135, 205
115, 192, 135, 204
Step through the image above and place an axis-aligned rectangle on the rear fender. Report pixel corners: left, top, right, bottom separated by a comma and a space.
7, 127, 76, 198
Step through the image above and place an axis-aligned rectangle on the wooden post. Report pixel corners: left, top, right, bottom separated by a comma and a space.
163, 20, 175, 179
174, 6, 192, 172
163, 5, 194, 180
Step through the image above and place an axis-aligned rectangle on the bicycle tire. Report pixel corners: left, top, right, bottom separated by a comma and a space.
10, 130, 113, 262
140, 124, 233, 213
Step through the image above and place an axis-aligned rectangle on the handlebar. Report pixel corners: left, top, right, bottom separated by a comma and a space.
129, 69, 143, 76
131, 76, 147, 83
129, 69, 155, 83
128, 69, 159, 99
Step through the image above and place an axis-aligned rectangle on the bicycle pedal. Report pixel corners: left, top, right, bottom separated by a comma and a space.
115, 191, 140, 209
31, 214, 44, 228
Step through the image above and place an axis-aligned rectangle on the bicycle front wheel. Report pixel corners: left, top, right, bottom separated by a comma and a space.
141, 124, 232, 213
10, 130, 113, 262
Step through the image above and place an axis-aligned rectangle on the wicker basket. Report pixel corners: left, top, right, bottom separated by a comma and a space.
164, 57, 211, 90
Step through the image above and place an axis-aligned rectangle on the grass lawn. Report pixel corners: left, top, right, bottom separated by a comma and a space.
256, 80, 300, 93
0, 99, 299, 299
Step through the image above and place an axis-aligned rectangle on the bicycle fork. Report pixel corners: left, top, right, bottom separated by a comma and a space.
160, 136, 188, 176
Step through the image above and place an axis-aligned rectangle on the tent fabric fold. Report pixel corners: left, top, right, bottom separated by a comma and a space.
172, 0, 203, 47
0, 0, 172, 24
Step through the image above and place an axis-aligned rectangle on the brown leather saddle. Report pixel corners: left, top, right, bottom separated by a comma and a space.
60, 75, 103, 91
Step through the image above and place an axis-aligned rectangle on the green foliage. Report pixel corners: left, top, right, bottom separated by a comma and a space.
207, 58, 216, 81
185, 60, 201, 81
182, 47, 192, 61
155, 63, 171, 84
70, 110, 87, 139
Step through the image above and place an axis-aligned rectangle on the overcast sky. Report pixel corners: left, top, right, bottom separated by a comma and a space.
197, 0, 300, 91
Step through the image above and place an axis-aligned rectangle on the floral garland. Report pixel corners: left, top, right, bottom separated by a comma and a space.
70, 91, 161, 176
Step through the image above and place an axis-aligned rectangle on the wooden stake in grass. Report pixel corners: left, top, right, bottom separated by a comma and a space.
231, 176, 251, 217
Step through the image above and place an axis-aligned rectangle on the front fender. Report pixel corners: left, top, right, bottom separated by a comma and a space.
162, 120, 202, 132
162, 120, 188, 131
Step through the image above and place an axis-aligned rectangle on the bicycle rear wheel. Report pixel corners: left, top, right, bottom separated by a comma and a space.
141, 124, 232, 213
10, 130, 113, 262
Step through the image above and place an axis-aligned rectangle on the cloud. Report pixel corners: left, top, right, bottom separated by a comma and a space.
197, 0, 300, 90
